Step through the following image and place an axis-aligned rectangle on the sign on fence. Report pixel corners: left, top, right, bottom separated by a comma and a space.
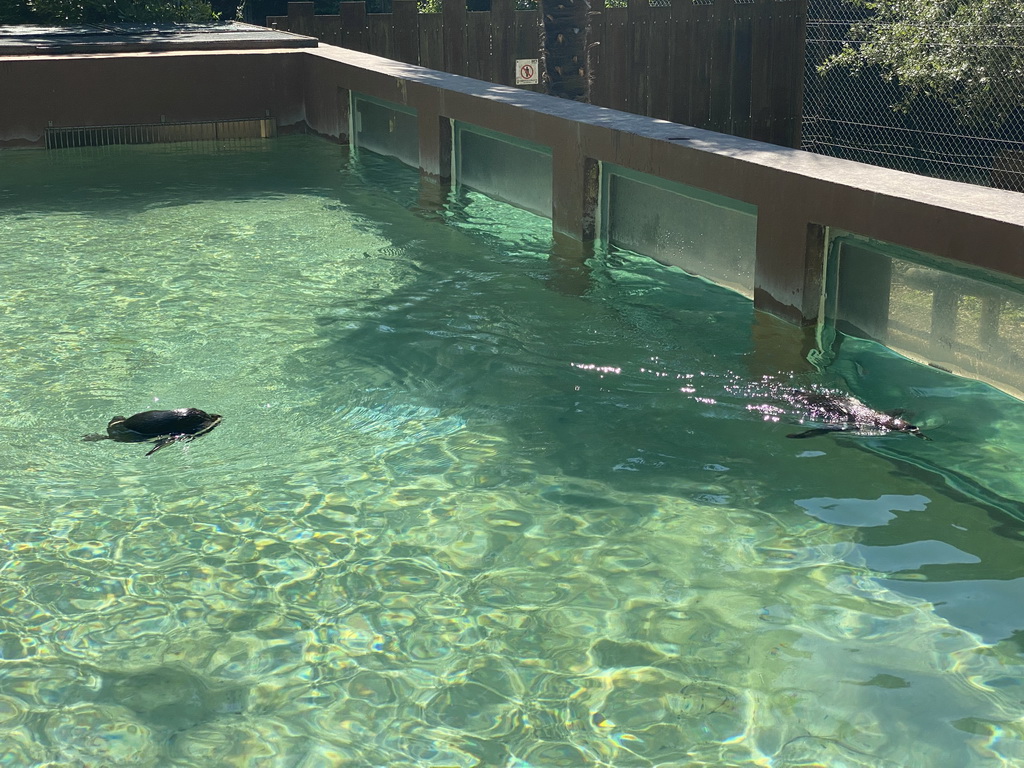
515, 59, 539, 85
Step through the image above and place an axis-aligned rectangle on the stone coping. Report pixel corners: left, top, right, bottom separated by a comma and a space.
0, 21, 316, 55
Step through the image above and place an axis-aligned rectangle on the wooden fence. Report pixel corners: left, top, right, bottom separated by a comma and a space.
269, 0, 806, 147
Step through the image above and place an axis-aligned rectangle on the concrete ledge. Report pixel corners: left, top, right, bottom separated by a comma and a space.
0, 22, 316, 55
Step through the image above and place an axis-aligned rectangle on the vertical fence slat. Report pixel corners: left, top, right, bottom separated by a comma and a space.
708, 0, 734, 132
625, 0, 650, 117
588, 0, 608, 106
779, 0, 807, 147
393, 0, 419, 64
599, 6, 629, 112
340, 2, 368, 52
466, 11, 493, 82
368, 12, 394, 59
647, 6, 673, 122
419, 12, 444, 70
667, 0, 694, 125
314, 15, 340, 46
442, 0, 467, 76
730, 0, 755, 138
288, 1, 315, 36
689, 0, 715, 130
513, 8, 543, 93
747, 0, 772, 141
491, 0, 515, 86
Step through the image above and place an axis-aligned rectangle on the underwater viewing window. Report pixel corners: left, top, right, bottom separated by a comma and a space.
351, 93, 419, 168
601, 165, 758, 297
454, 123, 553, 218
824, 233, 1024, 398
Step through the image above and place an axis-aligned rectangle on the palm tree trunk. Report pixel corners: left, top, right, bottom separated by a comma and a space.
539, 0, 590, 101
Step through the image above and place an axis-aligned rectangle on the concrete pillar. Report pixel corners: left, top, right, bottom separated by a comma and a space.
753, 209, 826, 326
551, 130, 599, 259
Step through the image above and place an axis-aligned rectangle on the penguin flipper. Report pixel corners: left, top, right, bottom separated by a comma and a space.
786, 428, 836, 439
145, 437, 177, 456
144, 434, 195, 457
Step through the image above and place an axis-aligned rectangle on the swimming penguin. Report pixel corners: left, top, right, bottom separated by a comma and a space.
782, 389, 929, 440
83, 408, 223, 456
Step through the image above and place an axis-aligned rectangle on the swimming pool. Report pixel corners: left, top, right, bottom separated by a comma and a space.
2, 136, 1024, 766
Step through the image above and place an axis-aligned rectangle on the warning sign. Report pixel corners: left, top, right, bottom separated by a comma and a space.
515, 59, 540, 85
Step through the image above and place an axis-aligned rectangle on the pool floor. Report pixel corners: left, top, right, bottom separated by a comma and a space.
2, 137, 1024, 766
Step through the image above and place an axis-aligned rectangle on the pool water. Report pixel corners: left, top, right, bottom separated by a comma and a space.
3, 136, 1024, 767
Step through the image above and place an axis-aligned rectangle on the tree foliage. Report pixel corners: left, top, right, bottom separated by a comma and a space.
1, 0, 217, 24
820, 0, 1024, 125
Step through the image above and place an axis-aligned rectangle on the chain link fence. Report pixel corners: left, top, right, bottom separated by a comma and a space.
803, 0, 1024, 192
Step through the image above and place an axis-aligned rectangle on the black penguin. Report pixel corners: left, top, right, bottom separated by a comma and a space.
83, 408, 223, 456
783, 390, 929, 440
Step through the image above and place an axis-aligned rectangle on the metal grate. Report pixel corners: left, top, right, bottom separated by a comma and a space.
803, 0, 1024, 192
44, 118, 277, 150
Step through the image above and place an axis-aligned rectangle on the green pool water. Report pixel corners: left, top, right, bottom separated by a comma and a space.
3, 136, 1024, 767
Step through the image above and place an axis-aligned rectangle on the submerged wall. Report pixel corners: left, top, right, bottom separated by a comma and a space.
0, 50, 307, 149
3, 43, 1024, 390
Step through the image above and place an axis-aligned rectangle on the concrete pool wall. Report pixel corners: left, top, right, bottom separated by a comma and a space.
3, 43, 1024, 389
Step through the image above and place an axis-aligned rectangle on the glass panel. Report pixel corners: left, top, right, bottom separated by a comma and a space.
603, 166, 757, 296
455, 123, 552, 218
352, 93, 419, 169
826, 234, 1024, 398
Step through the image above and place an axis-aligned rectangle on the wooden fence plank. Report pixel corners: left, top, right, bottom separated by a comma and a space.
368, 13, 394, 60
513, 8, 543, 92
748, 0, 773, 141
442, 0, 467, 76
688, 0, 715, 130
708, 0, 734, 133
491, 0, 515, 86
588, 0, 608, 106
600, 7, 629, 112
340, 2, 368, 52
730, 0, 755, 138
419, 13, 444, 70
392, 0, 420, 65
466, 11, 493, 82
313, 15, 341, 47
668, 0, 694, 126
626, 0, 650, 117
288, 1, 314, 36
777, 0, 807, 147
647, 6, 674, 122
